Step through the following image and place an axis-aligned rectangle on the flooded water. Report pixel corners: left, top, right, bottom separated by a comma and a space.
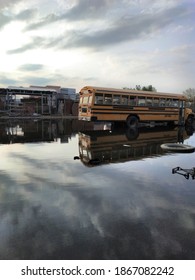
0, 119, 195, 260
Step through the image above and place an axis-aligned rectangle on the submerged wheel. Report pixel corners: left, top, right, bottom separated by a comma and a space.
125, 127, 139, 140
126, 115, 138, 128
160, 143, 195, 153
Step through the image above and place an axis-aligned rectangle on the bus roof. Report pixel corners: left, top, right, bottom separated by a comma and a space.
80, 86, 186, 99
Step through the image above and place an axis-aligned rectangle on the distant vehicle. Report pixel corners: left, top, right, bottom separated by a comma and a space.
78, 86, 194, 128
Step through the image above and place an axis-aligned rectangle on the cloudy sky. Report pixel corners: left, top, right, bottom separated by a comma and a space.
0, 0, 194, 93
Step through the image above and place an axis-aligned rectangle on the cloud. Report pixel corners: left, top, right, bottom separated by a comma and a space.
0, 74, 20, 86
0, 68, 80, 88
7, 36, 45, 54
0, 0, 22, 10
25, 13, 58, 31
0, 0, 27, 29
57, 4, 192, 50
0, 13, 11, 29
0, 7, 37, 30
15, 8, 37, 21
24, 0, 119, 31
18, 64, 44, 71
20, 72, 79, 87
5, 1, 193, 54
23, 76, 56, 86
29, 3, 194, 52
63, 0, 119, 21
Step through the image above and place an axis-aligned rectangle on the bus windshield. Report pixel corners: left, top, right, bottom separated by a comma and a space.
79, 95, 92, 105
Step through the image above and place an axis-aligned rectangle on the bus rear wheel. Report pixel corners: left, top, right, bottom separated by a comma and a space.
186, 115, 194, 126
126, 115, 139, 128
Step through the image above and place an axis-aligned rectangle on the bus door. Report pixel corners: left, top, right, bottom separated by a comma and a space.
179, 100, 185, 125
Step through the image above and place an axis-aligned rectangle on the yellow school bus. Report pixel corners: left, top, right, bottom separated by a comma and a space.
78, 86, 194, 128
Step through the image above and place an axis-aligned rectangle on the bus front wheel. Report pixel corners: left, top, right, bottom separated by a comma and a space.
126, 115, 139, 128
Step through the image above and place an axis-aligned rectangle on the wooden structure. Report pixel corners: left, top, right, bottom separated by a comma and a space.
0, 86, 57, 116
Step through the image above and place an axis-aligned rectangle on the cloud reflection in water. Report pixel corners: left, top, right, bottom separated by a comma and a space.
0, 125, 195, 259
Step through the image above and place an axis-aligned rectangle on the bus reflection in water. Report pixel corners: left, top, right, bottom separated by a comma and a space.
78, 127, 189, 167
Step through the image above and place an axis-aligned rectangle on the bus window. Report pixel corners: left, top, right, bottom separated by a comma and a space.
88, 95, 92, 104
172, 99, 179, 107
113, 95, 120, 104
95, 93, 103, 104
138, 97, 146, 106
129, 96, 136, 106
186, 100, 191, 108
104, 94, 112, 104
146, 98, 153, 106
153, 98, 159, 106
159, 98, 166, 106
166, 99, 172, 107
121, 95, 128, 105
83, 96, 89, 104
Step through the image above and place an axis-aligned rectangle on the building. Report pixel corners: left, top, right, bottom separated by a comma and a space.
0, 85, 78, 117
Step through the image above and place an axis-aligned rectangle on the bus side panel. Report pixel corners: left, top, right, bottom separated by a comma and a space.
90, 107, 179, 123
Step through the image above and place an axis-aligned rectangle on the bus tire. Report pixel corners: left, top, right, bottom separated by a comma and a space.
160, 143, 195, 153
126, 115, 138, 128
125, 127, 139, 140
186, 115, 194, 126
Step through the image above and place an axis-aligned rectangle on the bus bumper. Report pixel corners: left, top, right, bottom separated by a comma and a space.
78, 116, 91, 121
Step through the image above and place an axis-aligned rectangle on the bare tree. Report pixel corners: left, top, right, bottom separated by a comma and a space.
183, 88, 195, 112
123, 85, 156, 92
183, 88, 195, 99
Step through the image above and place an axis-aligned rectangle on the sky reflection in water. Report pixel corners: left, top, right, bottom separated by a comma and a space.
0, 119, 195, 260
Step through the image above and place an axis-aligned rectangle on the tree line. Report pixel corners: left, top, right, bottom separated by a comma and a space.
123, 85, 156, 92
